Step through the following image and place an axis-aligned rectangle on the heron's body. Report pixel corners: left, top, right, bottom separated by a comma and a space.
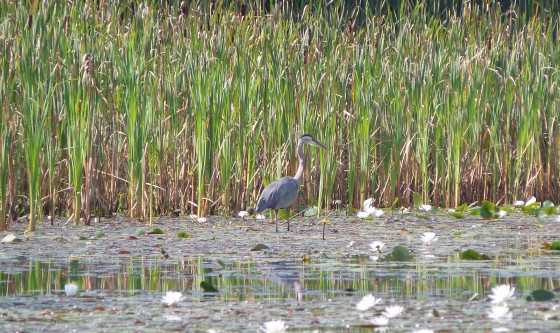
256, 177, 300, 212
256, 134, 328, 232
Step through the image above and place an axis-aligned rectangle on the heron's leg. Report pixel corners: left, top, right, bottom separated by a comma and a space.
274, 209, 278, 233
286, 207, 291, 231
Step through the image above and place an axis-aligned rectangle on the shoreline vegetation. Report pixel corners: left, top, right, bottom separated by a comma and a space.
0, 1, 559, 231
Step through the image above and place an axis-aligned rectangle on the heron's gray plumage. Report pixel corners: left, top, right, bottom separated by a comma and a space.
256, 134, 328, 232
255, 176, 300, 212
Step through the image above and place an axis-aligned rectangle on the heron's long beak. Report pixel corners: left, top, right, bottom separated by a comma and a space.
312, 139, 328, 151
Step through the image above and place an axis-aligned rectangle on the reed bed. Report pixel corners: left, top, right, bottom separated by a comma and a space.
0, 1, 559, 230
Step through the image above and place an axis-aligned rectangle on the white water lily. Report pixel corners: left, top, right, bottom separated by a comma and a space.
357, 211, 370, 219
65, 283, 78, 296
525, 196, 537, 206
370, 316, 389, 326
161, 291, 185, 307
369, 255, 379, 262
188, 214, 197, 220
421, 232, 439, 245
370, 241, 386, 252
488, 285, 515, 304
488, 305, 512, 320
364, 198, 375, 211
260, 320, 288, 333
237, 211, 249, 218
497, 210, 507, 218
515, 196, 537, 206
197, 217, 207, 223
373, 209, 385, 218
382, 305, 404, 318
356, 294, 382, 311
400, 207, 410, 214
255, 214, 266, 220
420, 204, 432, 212
556, 215, 560, 222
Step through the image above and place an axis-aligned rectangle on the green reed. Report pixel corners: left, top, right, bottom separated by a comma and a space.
0, 113, 9, 231
0, 1, 559, 228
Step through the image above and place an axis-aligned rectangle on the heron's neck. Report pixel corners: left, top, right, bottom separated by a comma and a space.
293, 140, 305, 185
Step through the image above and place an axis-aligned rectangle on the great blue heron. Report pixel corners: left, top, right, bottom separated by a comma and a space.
256, 134, 328, 232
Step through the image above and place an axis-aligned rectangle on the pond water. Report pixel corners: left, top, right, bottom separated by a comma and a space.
0, 213, 559, 332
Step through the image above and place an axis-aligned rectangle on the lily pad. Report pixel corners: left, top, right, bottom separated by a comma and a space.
449, 212, 465, 219
94, 231, 105, 238
544, 206, 557, 215
251, 244, 270, 251
543, 201, 555, 208
461, 249, 491, 260
550, 242, 560, 250
304, 206, 318, 217
482, 200, 496, 211
200, 280, 218, 292
533, 209, 546, 219
528, 290, 554, 301
150, 228, 165, 234
383, 246, 413, 261
177, 232, 193, 238
480, 206, 493, 219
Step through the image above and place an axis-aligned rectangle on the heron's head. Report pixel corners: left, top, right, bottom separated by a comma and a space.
300, 134, 328, 151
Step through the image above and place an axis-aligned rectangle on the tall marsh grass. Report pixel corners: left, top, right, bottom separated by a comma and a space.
0, 1, 558, 228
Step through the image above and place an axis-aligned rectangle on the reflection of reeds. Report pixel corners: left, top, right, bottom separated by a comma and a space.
0, 1, 558, 229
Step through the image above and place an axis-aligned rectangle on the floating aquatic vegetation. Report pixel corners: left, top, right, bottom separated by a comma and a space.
237, 211, 249, 218
251, 244, 270, 251
527, 290, 554, 301
161, 291, 184, 307
64, 283, 78, 297
260, 320, 288, 333
382, 305, 404, 318
421, 232, 439, 245
383, 246, 413, 261
357, 211, 370, 219
356, 294, 382, 311
370, 241, 386, 252
151, 228, 165, 234
487, 305, 512, 320
370, 316, 389, 326
420, 205, 432, 212
200, 280, 219, 293
488, 285, 515, 304
177, 232, 193, 238
461, 249, 491, 260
